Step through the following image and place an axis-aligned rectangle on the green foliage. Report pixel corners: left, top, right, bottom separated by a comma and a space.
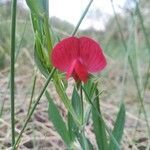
26, 0, 53, 77
34, 33, 50, 77
53, 75, 81, 127
46, 91, 71, 146
67, 87, 82, 142
13, 68, 56, 148
82, 84, 121, 149
1, 0, 150, 149
92, 89, 108, 150
0, 2, 33, 69
67, 86, 94, 150
108, 103, 126, 150
0, 50, 5, 69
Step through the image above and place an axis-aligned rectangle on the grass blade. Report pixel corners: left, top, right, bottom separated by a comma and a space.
0, 98, 5, 118
135, 1, 150, 91
72, 0, 93, 36
10, 0, 17, 145
110, 0, 150, 138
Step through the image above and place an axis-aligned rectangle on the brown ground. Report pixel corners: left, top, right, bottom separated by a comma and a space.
0, 56, 149, 150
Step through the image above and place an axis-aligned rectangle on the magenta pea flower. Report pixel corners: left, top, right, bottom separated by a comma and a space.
51, 36, 107, 83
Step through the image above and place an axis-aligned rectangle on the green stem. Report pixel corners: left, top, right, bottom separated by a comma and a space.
81, 131, 88, 150
111, 0, 150, 138
12, 0, 91, 147
27, 74, 37, 116
0, 98, 5, 118
10, 0, 17, 146
15, 18, 28, 61
80, 84, 84, 124
82, 85, 120, 150
72, 0, 93, 36
135, 2, 150, 92
13, 68, 56, 149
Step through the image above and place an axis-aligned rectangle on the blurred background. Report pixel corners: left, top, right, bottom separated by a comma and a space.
0, 0, 150, 149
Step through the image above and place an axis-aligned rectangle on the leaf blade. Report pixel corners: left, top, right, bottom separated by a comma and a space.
46, 91, 71, 146
108, 103, 126, 150
92, 88, 108, 150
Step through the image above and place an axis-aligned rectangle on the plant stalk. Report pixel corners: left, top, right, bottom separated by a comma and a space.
110, 0, 150, 138
80, 84, 84, 124
13, 68, 56, 149
72, 0, 93, 36
27, 74, 37, 116
10, 0, 17, 146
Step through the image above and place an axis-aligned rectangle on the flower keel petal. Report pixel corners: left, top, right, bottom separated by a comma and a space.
74, 60, 88, 83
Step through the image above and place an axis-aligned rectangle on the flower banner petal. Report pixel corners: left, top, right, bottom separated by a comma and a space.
52, 37, 79, 72
79, 37, 107, 73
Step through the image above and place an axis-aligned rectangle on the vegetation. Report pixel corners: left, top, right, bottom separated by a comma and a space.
0, 0, 150, 149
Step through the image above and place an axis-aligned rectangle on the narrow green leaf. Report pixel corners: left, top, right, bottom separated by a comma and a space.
34, 46, 49, 78
68, 87, 82, 142
77, 133, 94, 150
84, 79, 96, 99
53, 75, 81, 127
34, 31, 52, 78
67, 87, 94, 149
108, 103, 125, 150
26, 0, 46, 17
25, 0, 40, 17
0, 98, 5, 118
67, 113, 76, 142
92, 89, 108, 150
72, 87, 82, 118
86, 138, 94, 150
43, 15, 53, 51
46, 91, 71, 146
82, 85, 120, 149
27, 0, 53, 77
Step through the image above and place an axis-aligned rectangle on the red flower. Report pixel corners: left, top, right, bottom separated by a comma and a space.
51, 36, 107, 83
